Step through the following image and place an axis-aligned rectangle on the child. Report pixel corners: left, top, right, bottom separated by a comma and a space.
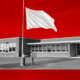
30, 53, 34, 65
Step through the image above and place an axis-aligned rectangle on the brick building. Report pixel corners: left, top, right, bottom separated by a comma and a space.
28, 37, 80, 57
0, 37, 80, 57
0, 37, 40, 57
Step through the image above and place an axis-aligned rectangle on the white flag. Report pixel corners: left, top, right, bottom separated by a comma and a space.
26, 8, 57, 32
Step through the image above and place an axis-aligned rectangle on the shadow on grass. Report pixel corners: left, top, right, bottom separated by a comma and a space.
0, 58, 78, 69
37, 58, 76, 64
0, 63, 46, 69
0, 63, 21, 69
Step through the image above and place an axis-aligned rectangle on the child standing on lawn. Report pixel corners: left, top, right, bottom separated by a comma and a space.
30, 53, 34, 65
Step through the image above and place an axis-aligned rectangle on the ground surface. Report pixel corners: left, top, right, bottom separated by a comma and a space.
0, 57, 80, 69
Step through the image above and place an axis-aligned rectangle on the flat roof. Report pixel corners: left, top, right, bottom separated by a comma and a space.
41, 36, 80, 40
27, 40, 80, 45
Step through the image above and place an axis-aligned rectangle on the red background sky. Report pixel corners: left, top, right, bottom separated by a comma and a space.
0, 0, 80, 79
0, 0, 80, 39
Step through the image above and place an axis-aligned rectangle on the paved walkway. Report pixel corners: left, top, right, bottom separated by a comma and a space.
0, 57, 80, 69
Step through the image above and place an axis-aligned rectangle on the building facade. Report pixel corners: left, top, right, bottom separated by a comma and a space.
0, 37, 40, 57
28, 37, 80, 57
0, 37, 80, 57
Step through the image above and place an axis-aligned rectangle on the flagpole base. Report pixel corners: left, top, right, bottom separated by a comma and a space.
20, 56, 26, 66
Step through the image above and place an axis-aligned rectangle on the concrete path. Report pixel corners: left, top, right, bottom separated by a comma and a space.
0, 57, 80, 69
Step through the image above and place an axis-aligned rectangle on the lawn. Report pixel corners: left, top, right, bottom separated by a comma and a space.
0, 57, 80, 69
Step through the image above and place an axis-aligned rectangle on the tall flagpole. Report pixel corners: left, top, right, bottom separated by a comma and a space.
21, 0, 25, 66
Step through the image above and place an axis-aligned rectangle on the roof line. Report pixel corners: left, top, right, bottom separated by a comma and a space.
27, 40, 80, 45
41, 36, 80, 40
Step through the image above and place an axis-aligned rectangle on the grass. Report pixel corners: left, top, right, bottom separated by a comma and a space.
0, 57, 80, 69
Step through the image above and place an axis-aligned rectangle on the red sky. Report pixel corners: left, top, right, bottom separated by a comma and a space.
0, 0, 80, 39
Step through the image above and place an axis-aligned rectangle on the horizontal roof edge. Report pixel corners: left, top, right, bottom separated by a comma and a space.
0, 37, 20, 40
41, 36, 80, 40
27, 40, 80, 45
0, 37, 40, 40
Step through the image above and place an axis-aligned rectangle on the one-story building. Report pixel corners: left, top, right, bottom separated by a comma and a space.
0, 37, 40, 57
0, 37, 80, 57
28, 37, 80, 57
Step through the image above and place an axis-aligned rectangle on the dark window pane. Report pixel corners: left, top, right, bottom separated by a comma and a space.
56, 44, 60, 52
9, 48, 12, 52
48, 49, 51, 52
0, 50, 2, 52
6, 50, 8, 52
3, 50, 5, 52
13, 47, 15, 51
39, 45, 42, 52
47, 45, 52, 52
43, 45, 46, 52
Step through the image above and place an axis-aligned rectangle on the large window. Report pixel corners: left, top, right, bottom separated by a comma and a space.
13, 43, 16, 51
47, 45, 52, 52
30, 43, 69, 53
31, 45, 34, 52
3, 43, 6, 52
61, 44, 65, 52
43, 45, 46, 52
39, 45, 42, 52
35, 45, 38, 52
61, 44, 68, 52
1, 43, 3, 52
77, 44, 80, 54
6, 42, 9, 52
0, 44, 1, 52
0, 42, 16, 53
65, 44, 68, 51
9, 43, 13, 52
52, 45, 55, 52
56, 44, 60, 52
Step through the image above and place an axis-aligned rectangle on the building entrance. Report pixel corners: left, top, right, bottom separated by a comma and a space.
76, 44, 80, 55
